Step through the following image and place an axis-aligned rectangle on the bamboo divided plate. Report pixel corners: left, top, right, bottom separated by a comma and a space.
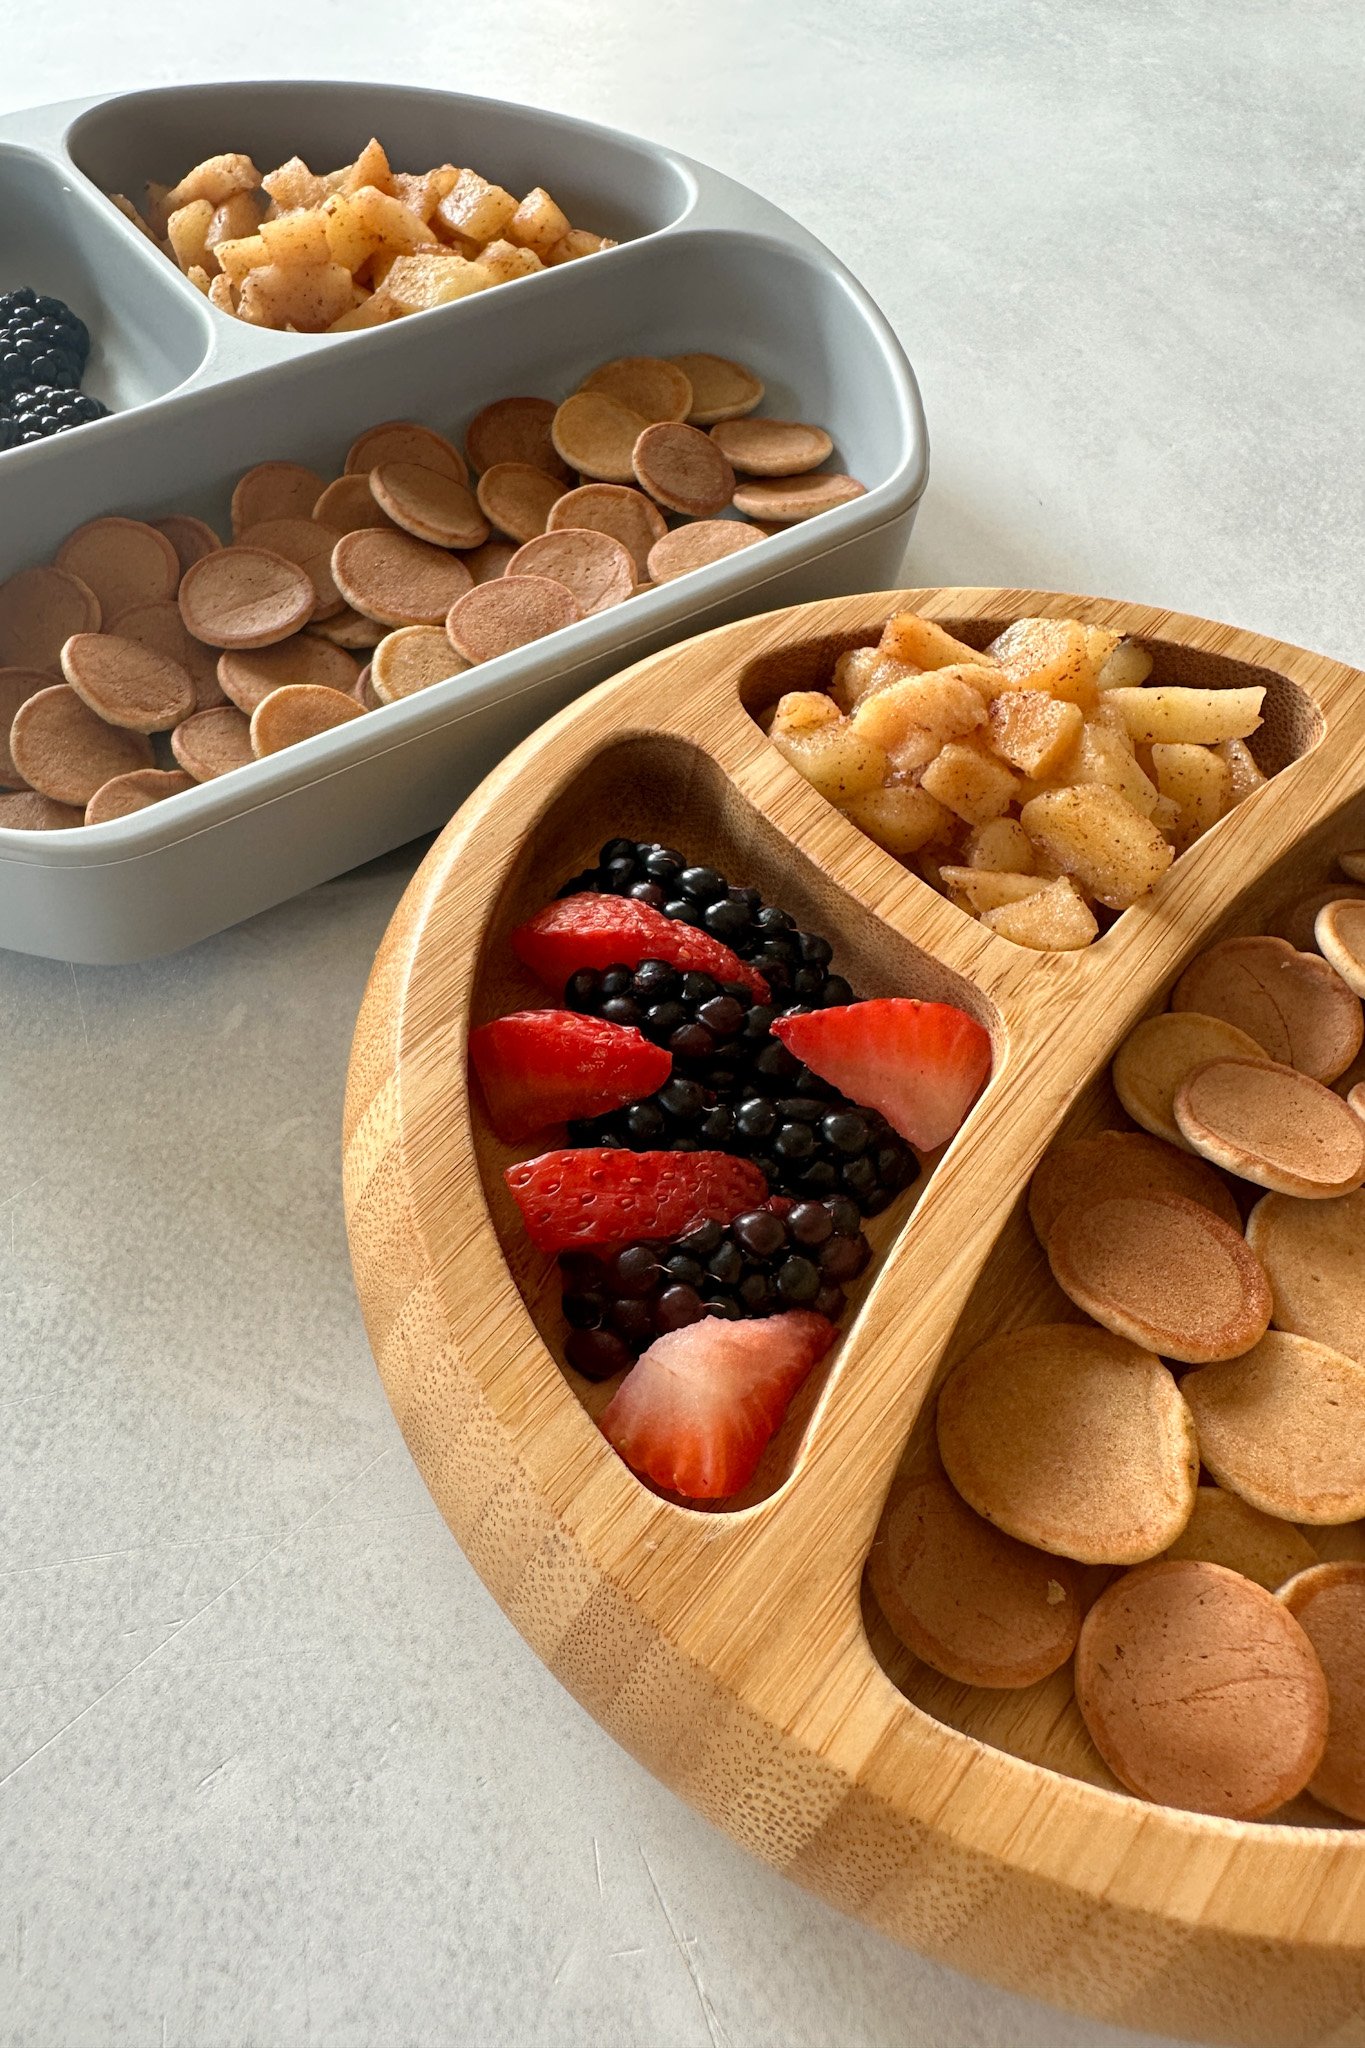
343, 588, 1365, 2046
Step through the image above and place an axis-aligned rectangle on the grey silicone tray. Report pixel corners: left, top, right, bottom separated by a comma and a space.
0, 81, 928, 964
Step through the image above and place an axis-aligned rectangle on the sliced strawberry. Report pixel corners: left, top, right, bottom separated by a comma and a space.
601, 1311, 836, 1500
772, 999, 991, 1152
505, 1148, 768, 1254
511, 893, 770, 999
470, 1010, 672, 1143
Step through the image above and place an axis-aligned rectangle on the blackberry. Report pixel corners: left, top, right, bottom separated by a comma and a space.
1, 385, 110, 447
560, 1197, 872, 1369
0, 289, 89, 408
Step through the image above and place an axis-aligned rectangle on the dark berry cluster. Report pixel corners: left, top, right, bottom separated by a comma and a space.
560, 838, 857, 1008
0, 289, 107, 449
559, 845, 916, 1213
561, 1196, 872, 1379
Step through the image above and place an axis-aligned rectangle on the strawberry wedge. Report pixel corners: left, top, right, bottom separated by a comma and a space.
470, 1010, 672, 1142
512, 893, 770, 999
601, 1311, 836, 1500
773, 999, 991, 1152
505, 1147, 767, 1254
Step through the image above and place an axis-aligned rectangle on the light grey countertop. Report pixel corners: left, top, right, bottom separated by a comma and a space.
3, 6, 1363, 2044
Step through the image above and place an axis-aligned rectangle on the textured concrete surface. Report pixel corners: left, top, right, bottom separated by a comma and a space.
3, 6, 1363, 2044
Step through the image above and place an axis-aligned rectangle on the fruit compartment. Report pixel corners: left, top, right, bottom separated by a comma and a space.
0, 143, 211, 448
64, 80, 696, 343
469, 729, 1002, 1512
736, 603, 1328, 951
860, 786, 1365, 1821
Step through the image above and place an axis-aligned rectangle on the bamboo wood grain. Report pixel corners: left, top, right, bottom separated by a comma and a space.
344, 589, 1365, 2045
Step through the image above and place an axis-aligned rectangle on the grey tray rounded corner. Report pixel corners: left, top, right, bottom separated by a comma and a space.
0, 79, 928, 965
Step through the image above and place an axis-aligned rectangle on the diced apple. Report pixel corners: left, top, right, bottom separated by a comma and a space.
939, 867, 1049, 913
878, 612, 993, 672
1216, 736, 1268, 805
987, 616, 1104, 708
921, 741, 1021, 824
980, 876, 1099, 949
839, 784, 951, 856
1103, 685, 1265, 744
964, 817, 1036, 873
1021, 785, 1174, 909
986, 691, 1084, 779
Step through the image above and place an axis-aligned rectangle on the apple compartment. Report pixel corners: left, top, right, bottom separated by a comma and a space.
735, 608, 1328, 949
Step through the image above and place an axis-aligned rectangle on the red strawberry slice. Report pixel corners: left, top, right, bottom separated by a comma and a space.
504, 1148, 768, 1254
470, 1010, 673, 1143
601, 1311, 836, 1500
511, 893, 770, 999
772, 999, 991, 1152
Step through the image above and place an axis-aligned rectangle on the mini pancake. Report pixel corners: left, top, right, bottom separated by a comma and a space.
60, 632, 196, 733
1340, 851, 1365, 884
0, 668, 53, 786
473, 463, 563, 544
731, 473, 867, 522
708, 417, 834, 476
230, 462, 327, 539
312, 475, 398, 535
1246, 1186, 1365, 1362
0, 790, 84, 829
178, 546, 316, 649
463, 540, 517, 585
579, 355, 693, 424
1183, 1331, 1365, 1523
936, 1322, 1198, 1565
868, 1469, 1083, 1688
344, 420, 467, 485
55, 518, 179, 619
85, 767, 195, 825
0, 565, 101, 671
370, 463, 488, 551
107, 598, 226, 711
170, 704, 255, 781
1315, 898, 1365, 998
217, 636, 359, 715
632, 421, 735, 517
671, 351, 765, 425
352, 664, 379, 711
249, 683, 366, 757
445, 576, 582, 665
237, 518, 345, 620
545, 484, 665, 575
1273, 882, 1365, 954
1047, 1190, 1271, 1362
1075, 1559, 1328, 1818
550, 391, 650, 484
1027, 1128, 1241, 1243
331, 529, 472, 628
506, 529, 634, 615
1112, 1010, 1268, 1147
307, 604, 383, 650
10, 683, 153, 804
1279, 1561, 1365, 1819
646, 520, 766, 584
1172, 934, 1363, 1083
464, 396, 570, 482
1162, 1484, 1318, 1590
152, 515, 222, 574
1174, 1056, 1365, 1197
370, 625, 469, 703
